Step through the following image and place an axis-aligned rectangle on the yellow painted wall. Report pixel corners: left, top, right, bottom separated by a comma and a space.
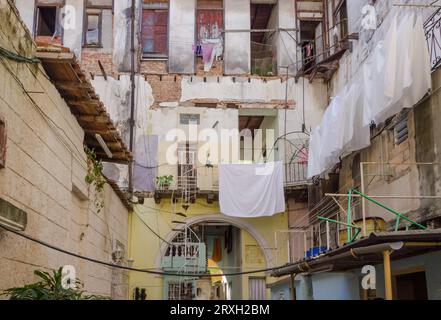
128, 197, 289, 300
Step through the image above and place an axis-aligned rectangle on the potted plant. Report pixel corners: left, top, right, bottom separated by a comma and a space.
156, 175, 173, 190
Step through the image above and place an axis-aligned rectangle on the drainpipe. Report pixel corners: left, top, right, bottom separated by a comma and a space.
128, 0, 136, 194
383, 250, 393, 300
290, 273, 297, 300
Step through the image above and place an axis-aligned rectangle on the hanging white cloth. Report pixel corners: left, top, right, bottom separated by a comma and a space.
308, 11, 431, 179
219, 162, 285, 218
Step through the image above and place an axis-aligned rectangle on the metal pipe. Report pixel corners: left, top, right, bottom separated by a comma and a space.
360, 162, 367, 237
347, 189, 353, 242
326, 193, 441, 199
383, 250, 393, 300
290, 273, 297, 301
128, 0, 136, 194
351, 190, 427, 230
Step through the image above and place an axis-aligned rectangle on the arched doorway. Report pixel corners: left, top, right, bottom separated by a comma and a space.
157, 214, 273, 300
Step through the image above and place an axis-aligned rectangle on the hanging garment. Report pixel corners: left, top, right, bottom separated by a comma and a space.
212, 238, 222, 262
202, 43, 215, 63
219, 162, 285, 217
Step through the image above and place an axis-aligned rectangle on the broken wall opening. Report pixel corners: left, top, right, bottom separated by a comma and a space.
250, 3, 276, 76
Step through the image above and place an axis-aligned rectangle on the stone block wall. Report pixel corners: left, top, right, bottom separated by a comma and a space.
0, 0, 129, 299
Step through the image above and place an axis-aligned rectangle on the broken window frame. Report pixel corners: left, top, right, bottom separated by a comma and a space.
250, 2, 277, 76
141, 1, 169, 60
34, 0, 65, 43
83, 10, 103, 48
331, 0, 349, 48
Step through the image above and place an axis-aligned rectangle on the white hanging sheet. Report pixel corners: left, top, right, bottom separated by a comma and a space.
219, 162, 286, 218
308, 12, 431, 178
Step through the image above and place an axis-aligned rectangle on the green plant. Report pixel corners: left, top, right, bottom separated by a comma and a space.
156, 175, 173, 188
84, 147, 106, 213
1, 268, 110, 300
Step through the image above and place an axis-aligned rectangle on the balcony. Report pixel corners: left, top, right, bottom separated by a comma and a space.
162, 242, 207, 274
297, 18, 353, 82
424, 7, 441, 70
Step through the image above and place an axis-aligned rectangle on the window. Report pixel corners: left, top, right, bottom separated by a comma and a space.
180, 114, 200, 125
84, 12, 102, 46
394, 113, 409, 146
332, 0, 349, 45
249, 277, 266, 300
0, 116, 6, 168
250, 3, 276, 76
142, 1, 169, 58
36, 6, 57, 36
177, 143, 197, 193
196, 0, 224, 71
168, 282, 193, 300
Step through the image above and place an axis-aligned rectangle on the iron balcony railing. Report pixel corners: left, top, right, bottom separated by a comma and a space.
425, 7, 441, 70
284, 162, 309, 187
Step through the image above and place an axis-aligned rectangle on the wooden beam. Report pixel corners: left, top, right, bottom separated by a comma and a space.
78, 114, 112, 124
36, 51, 75, 63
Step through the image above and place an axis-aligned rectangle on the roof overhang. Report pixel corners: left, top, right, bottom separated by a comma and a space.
272, 230, 441, 277
35, 46, 132, 164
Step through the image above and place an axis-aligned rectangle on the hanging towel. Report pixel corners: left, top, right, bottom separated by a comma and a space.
219, 162, 285, 218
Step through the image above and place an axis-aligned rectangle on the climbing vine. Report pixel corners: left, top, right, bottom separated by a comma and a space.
84, 147, 105, 213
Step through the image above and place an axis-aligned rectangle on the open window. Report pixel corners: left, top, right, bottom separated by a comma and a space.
330, 0, 349, 55
83, 1, 113, 49
141, 0, 169, 59
196, 0, 224, 73
295, 0, 351, 81
34, 1, 63, 45
250, 2, 276, 76
84, 12, 102, 47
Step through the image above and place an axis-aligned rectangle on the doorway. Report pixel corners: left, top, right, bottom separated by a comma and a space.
395, 271, 428, 300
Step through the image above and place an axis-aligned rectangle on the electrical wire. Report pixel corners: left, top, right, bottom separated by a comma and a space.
0, 224, 289, 277
0, 46, 40, 64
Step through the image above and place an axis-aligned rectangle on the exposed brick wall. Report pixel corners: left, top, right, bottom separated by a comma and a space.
145, 74, 182, 103
140, 60, 168, 74
81, 50, 116, 79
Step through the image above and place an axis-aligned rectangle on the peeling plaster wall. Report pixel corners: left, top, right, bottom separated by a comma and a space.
168, 0, 197, 74
63, 0, 84, 59
113, 0, 140, 72
224, 0, 251, 74
92, 75, 154, 190
180, 76, 326, 132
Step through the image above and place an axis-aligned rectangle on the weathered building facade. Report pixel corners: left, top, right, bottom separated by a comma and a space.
8, 0, 330, 300
7, 0, 441, 301
274, 0, 441, 301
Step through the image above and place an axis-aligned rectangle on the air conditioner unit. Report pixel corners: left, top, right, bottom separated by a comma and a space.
0, 198, 27, 232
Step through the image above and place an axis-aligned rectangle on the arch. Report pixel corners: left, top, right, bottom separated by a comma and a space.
154, 214, 274, 270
